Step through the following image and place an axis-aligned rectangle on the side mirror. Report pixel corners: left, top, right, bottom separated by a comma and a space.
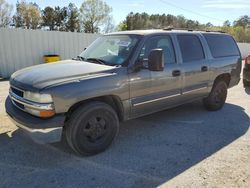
148, 49, 164, 71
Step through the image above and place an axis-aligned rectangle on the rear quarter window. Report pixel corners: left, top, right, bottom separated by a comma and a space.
203, 34, 240, 58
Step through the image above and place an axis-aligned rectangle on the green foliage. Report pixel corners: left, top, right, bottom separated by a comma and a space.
13, 1, 41, 29
116, 21, 127, 31
54, 6, 67, 31
66, 3, 80, 32
119, 12, 250, 42
103, 16, 115, 33
42, 4, 80, 32
79, 0, 113, 33
233, 15, 250, 28
42, 6, 56, 30
121, 12, 205, 30
3, 0, 250, 39
0, 0, 13, 27
221, 26, 250, 43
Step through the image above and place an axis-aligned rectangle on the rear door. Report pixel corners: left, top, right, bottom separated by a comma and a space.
176, 34, 210, 99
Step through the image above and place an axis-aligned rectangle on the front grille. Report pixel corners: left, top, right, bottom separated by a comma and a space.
11, 87, 24, 97
10, 86, 25, 111
13, 100, 25, 110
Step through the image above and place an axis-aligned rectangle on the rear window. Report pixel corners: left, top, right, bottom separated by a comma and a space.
204, 34, 240, 58
177, 35, 205, 63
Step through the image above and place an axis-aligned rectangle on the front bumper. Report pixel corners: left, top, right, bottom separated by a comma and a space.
5, 96, 65, 143
243, 68, 250, 81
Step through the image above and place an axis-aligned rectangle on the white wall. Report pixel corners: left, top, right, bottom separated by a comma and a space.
237, 43, 250, 58
0, 28, 99, 78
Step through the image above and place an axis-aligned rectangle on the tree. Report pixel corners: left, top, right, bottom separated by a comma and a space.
231, 26, 246, 42
79, 0, 112, 33
54, 6, 67, 31
0, 0, 13, 27
42, 6, 56, 30
102, 16, 114, 33
66, 3, 80, 32
116, 21, 127, 31
13, 1, 23, 28
223, 20, 231, 27
176, 15, 186, 28
205, 22, 213, 28
233, 15, 250, 28
13, 1, 41, 29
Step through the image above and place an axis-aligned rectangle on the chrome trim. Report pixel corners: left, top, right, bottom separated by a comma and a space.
10, 85, 25, 92
9, 91, 54, 111
133, 93, 181, 107
183, 87, 208, 94
12, 100, 25, 111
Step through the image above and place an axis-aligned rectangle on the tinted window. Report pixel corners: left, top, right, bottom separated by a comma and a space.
177, 35, 205, 62
139, 36, 176, 64
204, 34, 240, 58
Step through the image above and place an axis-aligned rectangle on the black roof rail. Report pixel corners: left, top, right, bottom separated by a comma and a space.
163, 27, 193, 31
163, 27, 226, 33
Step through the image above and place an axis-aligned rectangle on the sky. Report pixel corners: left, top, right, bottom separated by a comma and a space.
8, 0, 250, 26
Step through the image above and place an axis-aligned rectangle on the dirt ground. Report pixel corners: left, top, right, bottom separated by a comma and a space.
0, 79, 249, 188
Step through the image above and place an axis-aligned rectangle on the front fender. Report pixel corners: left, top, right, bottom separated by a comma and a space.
43, 71, 129, 113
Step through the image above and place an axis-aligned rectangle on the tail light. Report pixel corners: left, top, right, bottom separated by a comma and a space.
245, 55, 250, 65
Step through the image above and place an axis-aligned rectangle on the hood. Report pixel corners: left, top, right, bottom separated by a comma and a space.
10, 60, 117, 91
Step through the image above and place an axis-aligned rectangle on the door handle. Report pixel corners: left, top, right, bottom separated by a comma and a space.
201, 66, 208, 72
172, 70, 181, 77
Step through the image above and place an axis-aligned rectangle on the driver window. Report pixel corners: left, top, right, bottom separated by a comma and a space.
139, 36, 176, 64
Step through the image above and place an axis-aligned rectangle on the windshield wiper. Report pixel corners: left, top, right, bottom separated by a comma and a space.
72, 56, 85, 61
77, 56, 85, 61
86, 58, 106, 65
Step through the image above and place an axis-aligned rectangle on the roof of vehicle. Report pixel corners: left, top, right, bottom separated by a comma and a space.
107, 29, 228, 36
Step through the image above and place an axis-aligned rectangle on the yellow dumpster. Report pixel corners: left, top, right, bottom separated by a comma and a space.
44, 55, 60, 63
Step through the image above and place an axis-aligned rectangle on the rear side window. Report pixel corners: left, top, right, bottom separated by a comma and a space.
177, 35, 205, 63
204, 34, 240, 58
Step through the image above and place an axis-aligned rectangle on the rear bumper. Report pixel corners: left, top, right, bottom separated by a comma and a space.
5, 96, 65, 143
243, 68, 250, 81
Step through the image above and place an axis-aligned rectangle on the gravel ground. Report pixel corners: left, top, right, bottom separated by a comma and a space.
0, 79, 249, 188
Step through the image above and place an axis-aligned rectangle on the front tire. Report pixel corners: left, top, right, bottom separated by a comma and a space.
65, 101, 119, 156
203, 80, 228, 111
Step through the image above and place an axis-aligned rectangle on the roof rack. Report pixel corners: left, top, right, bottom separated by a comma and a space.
163, 27, 226, 33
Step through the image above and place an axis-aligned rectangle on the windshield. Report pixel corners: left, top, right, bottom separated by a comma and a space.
79, 35, 141, 66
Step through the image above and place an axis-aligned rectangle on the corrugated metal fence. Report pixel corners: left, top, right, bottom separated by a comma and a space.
0, 28, 99, 78
0, 28, 250, 78
237, 43, 250, 59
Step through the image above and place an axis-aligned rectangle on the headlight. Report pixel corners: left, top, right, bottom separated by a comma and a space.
23, 91, 55, 118
24, 91, 53, 103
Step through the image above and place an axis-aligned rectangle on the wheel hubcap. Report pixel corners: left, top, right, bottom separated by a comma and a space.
83, 116, 107, 142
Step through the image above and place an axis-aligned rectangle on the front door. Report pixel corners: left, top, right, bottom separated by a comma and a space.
129, 35, 182, 118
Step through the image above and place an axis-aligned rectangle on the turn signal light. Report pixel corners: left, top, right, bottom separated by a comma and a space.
40, 110, 55, 118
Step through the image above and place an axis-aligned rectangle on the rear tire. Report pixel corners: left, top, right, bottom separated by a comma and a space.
243, 79, 250, 87
203, 80, 227, 111
65, 101, 119, 156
